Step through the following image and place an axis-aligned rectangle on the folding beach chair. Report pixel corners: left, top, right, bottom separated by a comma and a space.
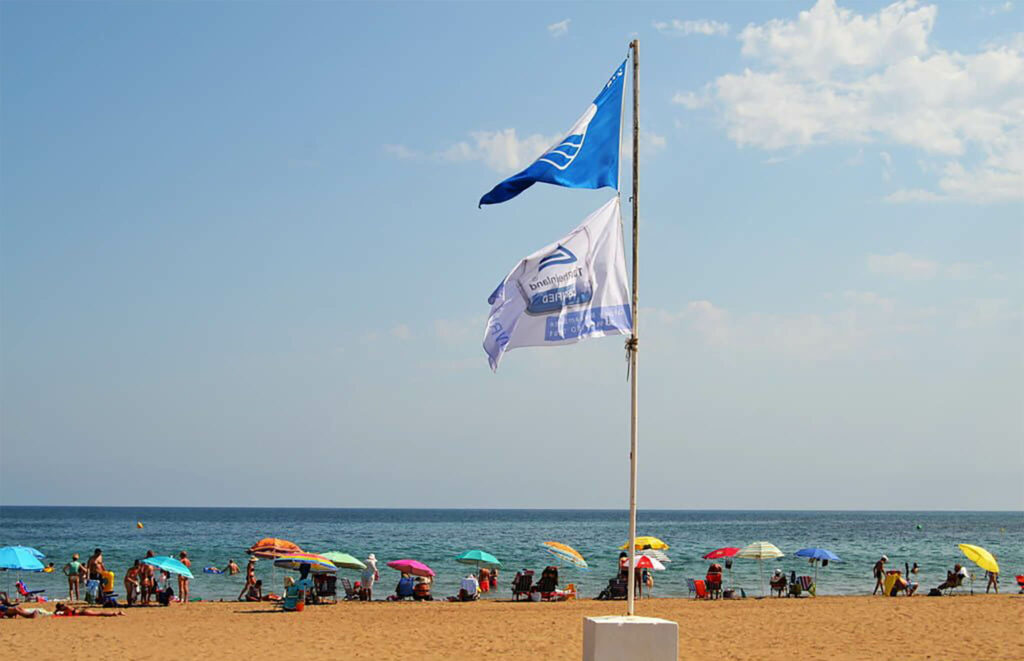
340, 577, 359, 601
597, 578, 627, 600
317, 575, 338, 604
686, 578, 698, 598
15, 580, 44, 601
511, 570, 534, 601
531, 566, 559, 601
798, 575, 815, 596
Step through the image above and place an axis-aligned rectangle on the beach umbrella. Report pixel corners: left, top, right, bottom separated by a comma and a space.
736, 542, 784, 596
958, 544, 998, 574
273, 553, 337, 573
541, 541, 589, 569
633, 555, 666, 571
795, 548, 842, 590
320, 552, 366, 570
702, 547, 740, 560
247, 538, 302, 558
0, 546, 45, 570
143, 555, 194, 579
619, 536, 669, 551
455, 550, 501, 569
640, 549, 671, 563
386, 559, 435, 578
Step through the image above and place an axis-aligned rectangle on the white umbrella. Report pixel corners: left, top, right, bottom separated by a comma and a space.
736, 542, 784, 596
633, 555, 666, 571
639, 549, 671, 563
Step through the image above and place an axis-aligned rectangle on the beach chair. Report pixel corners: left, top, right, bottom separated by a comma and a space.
798, 576, 815, 596
511, 570, 534, 601
532, 567, 559, 601
705, 573, 723, 599
279, 585, 301, 611
597, 578, 627, 600
340, 577, 359, 601
15, 580, 44, 601
317, 575, 337, 604
1016, 575, 1024, 594
769, 573, 787, 597
686, 578, 698, 598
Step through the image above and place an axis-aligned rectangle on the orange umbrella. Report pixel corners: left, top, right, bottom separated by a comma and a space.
247, 538, 303, 559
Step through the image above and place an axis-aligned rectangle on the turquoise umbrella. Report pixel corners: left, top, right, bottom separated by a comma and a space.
0, 546, 45, 571
143, 556, 194, 579
455, 550, 501, 569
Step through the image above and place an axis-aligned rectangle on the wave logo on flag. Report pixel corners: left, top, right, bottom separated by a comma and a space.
479, 61, 626, 207
483, 196, 631, 370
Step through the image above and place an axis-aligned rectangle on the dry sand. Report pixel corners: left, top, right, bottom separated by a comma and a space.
3, 595, 1022, 660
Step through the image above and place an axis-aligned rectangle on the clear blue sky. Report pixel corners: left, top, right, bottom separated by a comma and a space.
2, 1, 1021, 509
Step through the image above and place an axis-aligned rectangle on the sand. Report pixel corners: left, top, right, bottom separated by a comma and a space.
3, 595, 1022, 660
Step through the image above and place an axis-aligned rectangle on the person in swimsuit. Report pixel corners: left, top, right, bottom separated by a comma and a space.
225, 559, 240, 575
244, 579, 263, 602
238, 557, 257, 601
124, 560, 142, 605
178, 551, 192, 604
140, 550, 156, 605
64, 554, 83, 601
86, 548, 106, 581
872, 555, 888, 595
54, 602, 124, 617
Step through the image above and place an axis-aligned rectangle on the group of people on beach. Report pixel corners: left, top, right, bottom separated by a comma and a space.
58, 548, 192, 607
871, 555, 1000, 596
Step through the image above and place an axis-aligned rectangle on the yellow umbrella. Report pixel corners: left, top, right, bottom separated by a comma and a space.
541, 541, 588, 568
619, 536, 669, 551
959, 544, 999, 573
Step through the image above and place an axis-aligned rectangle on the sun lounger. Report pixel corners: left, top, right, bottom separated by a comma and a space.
511, 570, 534, 601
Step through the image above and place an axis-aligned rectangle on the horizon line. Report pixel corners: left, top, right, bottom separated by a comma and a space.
1, 504, 1021, 513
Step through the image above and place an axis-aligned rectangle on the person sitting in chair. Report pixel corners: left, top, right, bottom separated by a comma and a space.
458, 573, 479, 601
770, 569, 787, 596
413, 576, 433, 601
389, 573, 415, 601
938, 564, 967, 590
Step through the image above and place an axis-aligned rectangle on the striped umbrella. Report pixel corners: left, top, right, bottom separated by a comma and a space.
273, 553, 337, 573
640, 549, 671, 563
541, 541, 588, 569
736, 542, 784, 596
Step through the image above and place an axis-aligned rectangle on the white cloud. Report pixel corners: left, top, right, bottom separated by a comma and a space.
883, 188, 944, 203
548, 19, 570, 37
677, 0, 1024, 203
867, 253, 940, 280
439, 130, 560, 173
671, 90, 710, 109
653, 19, 730, 37
985, 2, 1014, 15
879, 151, 892, 181
383, 144, 421, 160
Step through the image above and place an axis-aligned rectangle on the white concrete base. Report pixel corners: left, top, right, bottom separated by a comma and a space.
583, 615, 679, 661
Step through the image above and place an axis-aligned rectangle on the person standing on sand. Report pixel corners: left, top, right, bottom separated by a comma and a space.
238, 557, 257, 601
86, 548, 106, 581
124, 560, 142, 605
178, 551, 191, 604
361, 553, 379, 601
872, 555, 888, 595
63, 554, 83, 601
140, 550, 155, 605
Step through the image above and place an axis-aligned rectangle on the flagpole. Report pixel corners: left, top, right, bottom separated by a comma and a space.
626, 38, 640, 618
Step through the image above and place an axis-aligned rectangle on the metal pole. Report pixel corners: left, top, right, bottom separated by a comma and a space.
626, 38, 640, 617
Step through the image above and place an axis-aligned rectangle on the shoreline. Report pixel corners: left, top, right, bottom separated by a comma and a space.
5, 594, 1022, 660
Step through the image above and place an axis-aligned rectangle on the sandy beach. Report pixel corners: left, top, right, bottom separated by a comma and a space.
4, 595, 1022, 660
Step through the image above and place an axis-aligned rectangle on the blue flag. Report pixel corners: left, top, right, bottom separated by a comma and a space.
479, 61, 625, 207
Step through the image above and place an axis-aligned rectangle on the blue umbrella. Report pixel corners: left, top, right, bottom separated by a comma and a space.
0, 546, 45, 571
143, 556, 194, 579
794, 548, 841, 592
455, 549, 501, 569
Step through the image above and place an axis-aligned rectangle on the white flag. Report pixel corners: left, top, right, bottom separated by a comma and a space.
483, 196, 632, 371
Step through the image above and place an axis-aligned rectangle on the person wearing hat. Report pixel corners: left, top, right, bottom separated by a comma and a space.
872, 555, 888, 595
361, 553, 379, 601
238, 556, 258, 602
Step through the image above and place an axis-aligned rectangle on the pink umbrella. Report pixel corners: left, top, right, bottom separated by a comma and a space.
702, 547, 740, 560
386, 559, 435, 578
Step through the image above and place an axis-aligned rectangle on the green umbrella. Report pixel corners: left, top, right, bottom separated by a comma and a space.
320, 552, 366, 570
455, 549, 501, 569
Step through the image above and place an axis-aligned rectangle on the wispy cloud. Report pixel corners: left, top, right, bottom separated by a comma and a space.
653, 19, 730, 37
867, 253, 1004, 281
547, 19, 570, 37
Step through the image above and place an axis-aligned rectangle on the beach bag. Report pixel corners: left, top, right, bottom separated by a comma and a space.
928, 588, 942, 597
85, 580, 100, 604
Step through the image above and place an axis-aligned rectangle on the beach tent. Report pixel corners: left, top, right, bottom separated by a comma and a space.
736, 542, 784, 596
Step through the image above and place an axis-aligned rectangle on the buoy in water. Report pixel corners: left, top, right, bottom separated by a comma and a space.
916, 524, 922, 530
136, 521, 144, 529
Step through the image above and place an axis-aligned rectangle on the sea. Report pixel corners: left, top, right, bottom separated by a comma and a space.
1, 508, 1021, 601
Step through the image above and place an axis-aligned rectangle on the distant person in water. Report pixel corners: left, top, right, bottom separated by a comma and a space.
225, 559, 240, 575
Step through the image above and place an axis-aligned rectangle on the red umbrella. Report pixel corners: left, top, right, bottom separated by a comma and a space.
702, 547, 740, 560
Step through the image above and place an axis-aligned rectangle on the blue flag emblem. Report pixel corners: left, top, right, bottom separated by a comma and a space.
479, 61, 625, 207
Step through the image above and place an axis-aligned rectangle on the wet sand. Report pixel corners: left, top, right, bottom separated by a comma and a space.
3, 595, 1022, 660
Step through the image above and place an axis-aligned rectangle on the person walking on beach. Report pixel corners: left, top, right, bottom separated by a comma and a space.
63, 554, 83, 601
361, 553, 379, 601
986, 568, 999, 593
178, 551, 192, 604
238, 557, 257, 601
872, 555, 888, 595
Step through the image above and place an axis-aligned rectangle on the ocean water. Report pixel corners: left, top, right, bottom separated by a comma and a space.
1, 508, 1021, 601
